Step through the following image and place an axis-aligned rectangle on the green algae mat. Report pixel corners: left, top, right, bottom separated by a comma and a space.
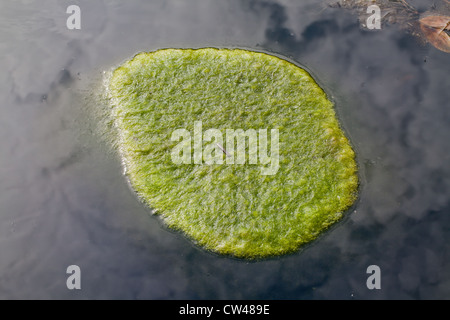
107, 48, 358, 259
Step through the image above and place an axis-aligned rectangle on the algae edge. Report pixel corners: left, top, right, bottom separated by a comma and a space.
107, 48, 359, 260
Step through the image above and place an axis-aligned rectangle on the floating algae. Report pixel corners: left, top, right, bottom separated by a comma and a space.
107, 48, 358, 259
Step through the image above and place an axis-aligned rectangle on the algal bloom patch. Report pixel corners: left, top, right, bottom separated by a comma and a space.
107, 48, 358, 259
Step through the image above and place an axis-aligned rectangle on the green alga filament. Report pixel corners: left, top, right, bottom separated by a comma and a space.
108, 48, 358, 259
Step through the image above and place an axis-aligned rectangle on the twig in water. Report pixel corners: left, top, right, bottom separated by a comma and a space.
216, 143, 231, 157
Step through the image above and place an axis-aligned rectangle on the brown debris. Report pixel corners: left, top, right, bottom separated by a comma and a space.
419, 14, 450, 53
330, 0, 450, 53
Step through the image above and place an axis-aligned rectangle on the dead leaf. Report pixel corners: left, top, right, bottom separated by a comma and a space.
420, 15, 450, 29
419, 14, 450, 53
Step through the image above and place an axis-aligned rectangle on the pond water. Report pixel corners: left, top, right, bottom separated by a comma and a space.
0, 0, 449, 299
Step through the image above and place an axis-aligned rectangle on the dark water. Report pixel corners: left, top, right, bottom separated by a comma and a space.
0, 0, 449, 299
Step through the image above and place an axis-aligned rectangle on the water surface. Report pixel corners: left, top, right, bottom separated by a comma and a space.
0, 0, 449, 299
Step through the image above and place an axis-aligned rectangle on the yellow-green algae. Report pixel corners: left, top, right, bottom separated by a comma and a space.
108, 48, 358, 259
